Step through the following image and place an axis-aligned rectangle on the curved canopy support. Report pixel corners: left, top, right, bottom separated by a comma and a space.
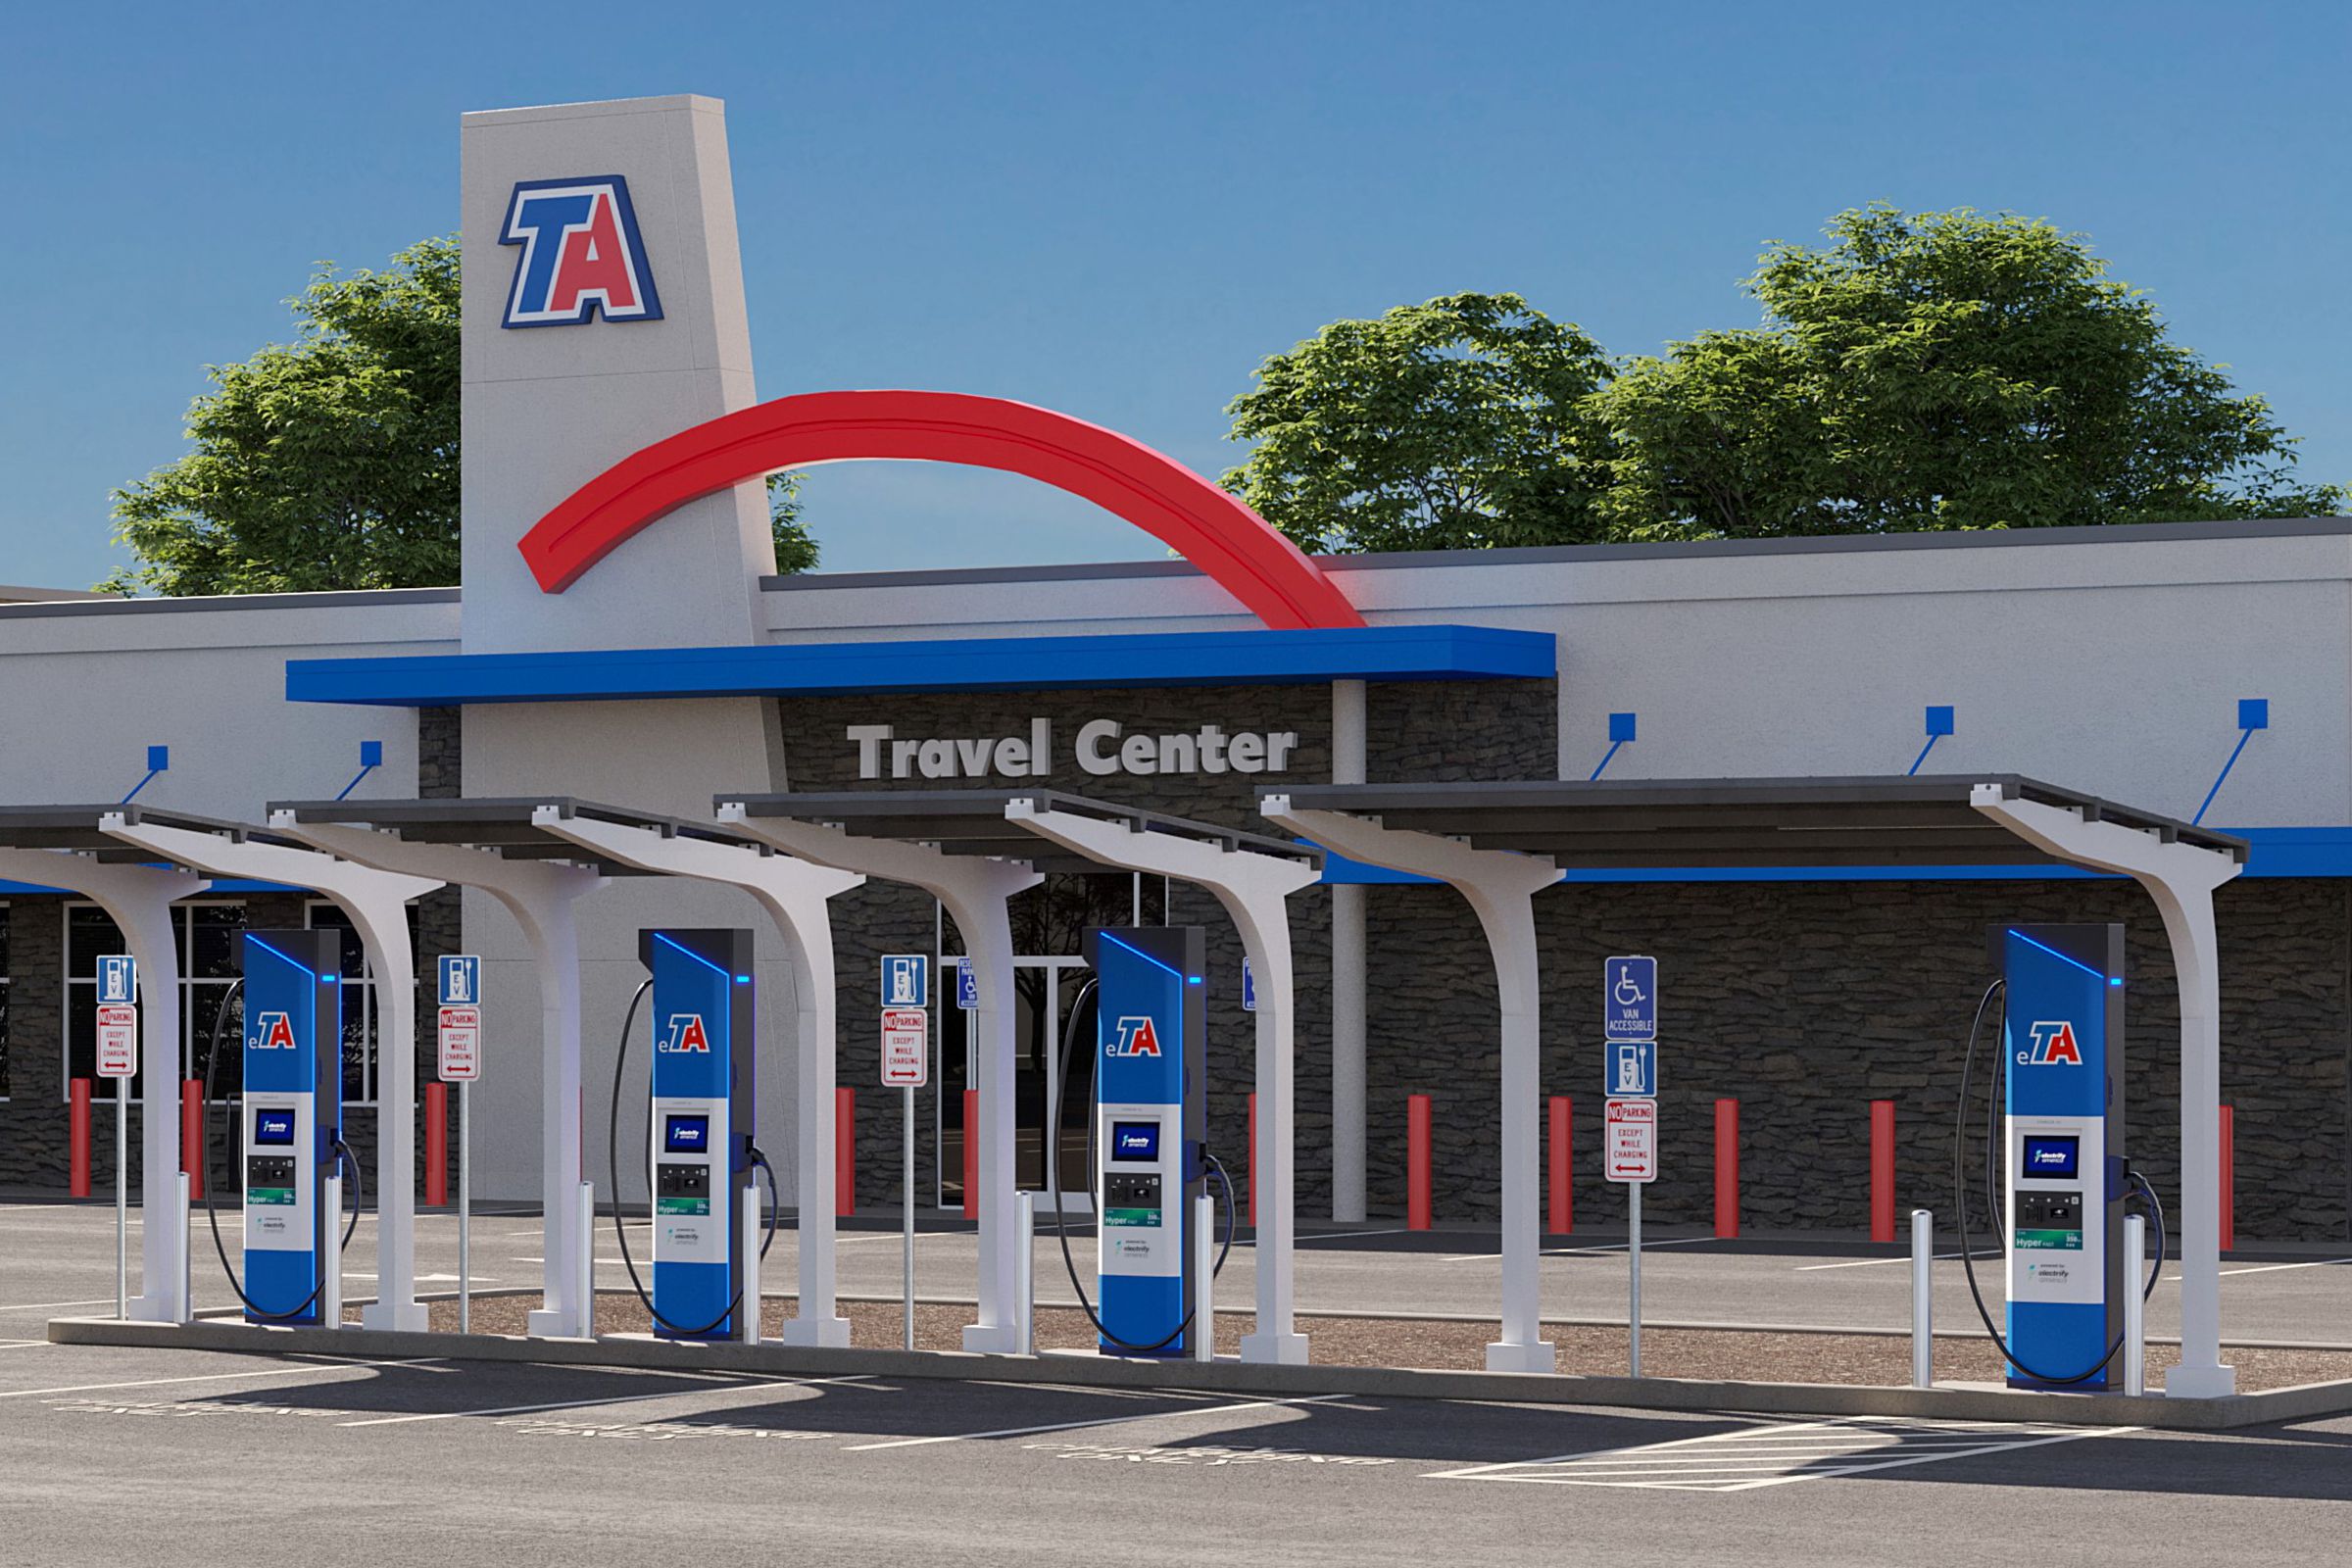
515, 390, 1365, 631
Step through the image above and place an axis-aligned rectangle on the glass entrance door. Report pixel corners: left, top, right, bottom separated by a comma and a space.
934, 870, 1166, 1212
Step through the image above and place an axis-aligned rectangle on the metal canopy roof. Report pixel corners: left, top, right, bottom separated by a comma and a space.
267, 797, 764, 877
720, 788, 1322, 874
1260, 775, 2249, 870
0, 804, 300, 862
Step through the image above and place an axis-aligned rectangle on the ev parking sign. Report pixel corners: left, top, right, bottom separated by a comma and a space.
1607, 1039, 1657, 1098
882, 955, 929, 1008
439, 955, 481, 1007
95, 956, 137, 1078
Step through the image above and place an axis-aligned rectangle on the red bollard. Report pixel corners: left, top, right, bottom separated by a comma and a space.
181, 1078, 204, 1201
1547, 1095, 1573, 1235
1248, 1092, 1258, 1228
1870, 1100, 1895, 1243
960, 1089, 979, 1220
423, 1083, 449, 1208
2220, 1103, 2235, 1253
1713, 1098, 1740, 1239
69, 1079, 92, 1199
1407, 1094, 1433, 1230
836, 1087, 856, 1216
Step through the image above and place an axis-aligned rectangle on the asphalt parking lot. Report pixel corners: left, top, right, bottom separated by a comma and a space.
9, 1200, 2352, 1565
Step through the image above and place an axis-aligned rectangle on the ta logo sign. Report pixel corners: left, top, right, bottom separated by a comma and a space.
660, 1014, 710, 1054
2020, 1020, 2083, 1066
250, 1012, 296, 1051
1105, 1016, 1162, 1057
499, 176, 663, 328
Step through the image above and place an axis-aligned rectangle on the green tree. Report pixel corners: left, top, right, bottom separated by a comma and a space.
767, 472, 820, 574
1592, 205, 2344, 539
108, 238, 464, 594
1221, 292, 1617, 553
108, 236, 819, 595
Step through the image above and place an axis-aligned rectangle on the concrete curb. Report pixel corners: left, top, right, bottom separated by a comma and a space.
47, 1315, 2352, 1430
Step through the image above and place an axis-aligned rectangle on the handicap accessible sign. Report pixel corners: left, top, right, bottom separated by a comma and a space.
1604, 956, 1656, 1041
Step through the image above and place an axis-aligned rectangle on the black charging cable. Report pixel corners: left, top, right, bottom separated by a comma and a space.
606, 977, 780, 1340
1953, 977, 2167, 1386
199, 977, 362, 1323
1045, 977, 1236, 1354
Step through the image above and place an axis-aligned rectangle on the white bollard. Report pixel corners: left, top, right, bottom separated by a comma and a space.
1193, 1192, 1215, 1363
176, 1172, 192, 1323
321, 1173, 344, 1330
577, 1180, 599, 1339
1015, 1190, 1036, 1355
2124, 1213, 2147, 1396
1911, 1207, 1934, 1389
739, 1179, 762, 1345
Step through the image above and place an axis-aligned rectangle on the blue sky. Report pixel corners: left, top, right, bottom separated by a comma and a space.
3, 2, 2345, 588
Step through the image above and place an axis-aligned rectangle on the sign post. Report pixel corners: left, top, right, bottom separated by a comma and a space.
1605, 1098, 1659, 1375
882, 1002, 930, 1350
96, 956, 137, 1319
438, 956, 482, 1334
1603, 955, 1659, 1377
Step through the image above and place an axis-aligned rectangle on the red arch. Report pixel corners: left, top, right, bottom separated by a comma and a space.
516, 389, 1364, 630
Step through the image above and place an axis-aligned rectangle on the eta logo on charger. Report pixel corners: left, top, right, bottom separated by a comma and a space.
499, 176, 663, 328
2020, 1020, 2084, 1067
249, 1012, 296, 1051
659, 1014, 710, 1054
1105, 1016, 1162, 1057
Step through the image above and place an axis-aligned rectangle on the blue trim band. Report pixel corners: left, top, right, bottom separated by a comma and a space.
285, 625, 1557, 708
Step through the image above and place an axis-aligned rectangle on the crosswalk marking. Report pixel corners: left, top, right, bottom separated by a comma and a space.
1426, 1416, 2136, 1492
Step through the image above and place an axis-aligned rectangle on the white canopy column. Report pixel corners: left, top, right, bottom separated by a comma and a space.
101, 816, 443, 1331
0, 833, 207, 1324
1261, 794, 1561, 1373
716, 803, 1043, 1354
267, 809, 609, 1339
536, 809, 863, 1347
1972, 781, 2248, 1398
1008, 796, 1321, 1364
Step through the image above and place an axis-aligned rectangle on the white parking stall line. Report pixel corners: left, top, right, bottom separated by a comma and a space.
337, 1373, 870, 1428
0, 1298, 123, 1314
1443, 1237, 1718, 1264
842, 1392, 1351, 1451
2219, 1256, 2352, 1277
0, 1357, 442, 1401
1296, 1228, 1420, 1246
1793, 1251, 2001, 1272
1427, 1418, 2132, 1492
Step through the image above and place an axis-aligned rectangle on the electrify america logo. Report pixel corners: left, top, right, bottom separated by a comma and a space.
499, 176, 663, 327
2019, 1020, 2083, 1066
1105, 1016, 1162, 1057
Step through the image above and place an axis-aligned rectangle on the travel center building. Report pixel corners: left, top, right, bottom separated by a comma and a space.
3, 95, 2350, 1247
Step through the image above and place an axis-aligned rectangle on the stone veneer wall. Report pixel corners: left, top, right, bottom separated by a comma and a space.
1371, 875, 2352, 1242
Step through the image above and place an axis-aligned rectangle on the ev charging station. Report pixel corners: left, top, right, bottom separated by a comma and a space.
1081, 925, 1212, 1357
232, 929, 347, 1326
628, 927, 764, 1342
1984, 923, 2141, 1391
